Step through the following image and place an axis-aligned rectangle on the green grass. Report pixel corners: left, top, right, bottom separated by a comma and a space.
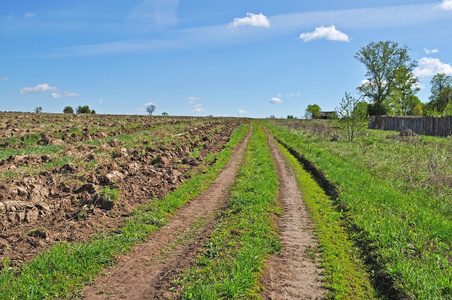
266, 120, 452, 300
0, 123, 250, 300
177, 123, 281, 299
275, 138, 375, 299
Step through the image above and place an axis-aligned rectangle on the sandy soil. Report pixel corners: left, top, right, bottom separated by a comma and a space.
82, 127, 251, 299
262, 129, 327, 300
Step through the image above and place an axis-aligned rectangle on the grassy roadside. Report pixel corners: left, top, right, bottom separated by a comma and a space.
266, 120, 452, 299
176, 123, 281, 299
275, 138, 376, 299
0, 124, 250, 300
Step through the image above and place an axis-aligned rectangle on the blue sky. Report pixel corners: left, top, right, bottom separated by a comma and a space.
1, 0, 452, 117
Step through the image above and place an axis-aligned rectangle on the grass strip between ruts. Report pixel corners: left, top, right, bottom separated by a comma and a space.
0, 123, 250, 300
177, 123, 280, 299
274, 136, 376, 300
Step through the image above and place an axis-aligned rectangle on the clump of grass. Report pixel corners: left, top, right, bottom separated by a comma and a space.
93, 186, 120, 210
177, 123, 280, 299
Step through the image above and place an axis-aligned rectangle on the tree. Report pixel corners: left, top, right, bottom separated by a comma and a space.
305, 104, 321, 119
427, 74, 452, 114
355, 41, 416, 115
63, 106, 74, 114
162, 112, 168, 116
336, 93, 368, 142
76, 105, 93, 114
408, 103, 423, 116
34, 107, 42, 113
146, 104, 156, 116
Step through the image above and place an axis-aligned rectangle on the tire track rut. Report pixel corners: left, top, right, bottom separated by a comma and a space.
83, 126, 251, 299
263, 128, 327, 300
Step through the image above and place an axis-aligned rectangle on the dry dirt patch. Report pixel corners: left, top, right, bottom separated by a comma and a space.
262, 129, 327, 300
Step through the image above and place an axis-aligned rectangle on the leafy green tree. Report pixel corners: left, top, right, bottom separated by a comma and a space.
355, 41, 416, 115
34, 107, 42, 113
162, 112, 168, 116
63, 106, 74, 114
443, 101, 452, 116
408, 103, 423, 116
305, 104, 321, 119
76, 105, 93, 114
426, 74, 452, 114
336, 93, 368, 142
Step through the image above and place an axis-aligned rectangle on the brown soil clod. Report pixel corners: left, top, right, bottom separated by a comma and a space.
262, 128, 327, 300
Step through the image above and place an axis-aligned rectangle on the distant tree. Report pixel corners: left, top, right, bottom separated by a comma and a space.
305, 104, 321, 119
287, 115, 295, 119
91, 110, 96, 114
387, 66, 420, 115
408, 103, 423, 116
146, 104, 156, 116
63, 106, 74, 114
34, 107, 42, 113
76, 105, 93, 114
162, 112, 168, 116
355, 41, 416, 115
426, 74, 452, 114
336, 93, 368, 142
443, 101, 452, 116
268, 115, 276, 119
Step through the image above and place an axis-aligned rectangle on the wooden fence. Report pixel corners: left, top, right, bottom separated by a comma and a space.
368, 115, 452, 137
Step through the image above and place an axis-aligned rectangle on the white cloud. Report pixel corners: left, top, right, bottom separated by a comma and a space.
144, 102, 155, 107
20, 83, 57, 94
269, 97, 282, 104
49, 91, 81, 99
0, 78, 9, 81
413, 57, 452, 78
424, 48, 439, 54
287, 92, 301, 97
98, 99, 103, 104
238, 109, 248, 115
187, 96, 199, 101
229, 12, 270, 29
439, 0, 452, 10
192, 104, 205, 112
299, 25, 349, 42
24, 12, 35, 18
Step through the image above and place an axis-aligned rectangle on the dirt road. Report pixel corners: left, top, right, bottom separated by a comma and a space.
263, 129, 327, 300
83, 127, 251, 299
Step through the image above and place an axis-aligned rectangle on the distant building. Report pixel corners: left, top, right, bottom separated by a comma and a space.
318, 111, 336, 119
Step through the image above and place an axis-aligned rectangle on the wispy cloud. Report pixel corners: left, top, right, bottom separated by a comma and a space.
127, 0, 179, 29
98, 99, 103, 104
238, 109, 248, 115
229, 13, 270, 29
439, 0, 452, 10
19, 83, 57, 94
55, 3, 452, 56
24, 12, 35, 18
192, 103, 205, 112
0, 78, 9, 81
299, 25, 349, 42
287, 92, 301, 97
269, 97, 282, 104
413, 57, 452, 78
424, 48, 439, 54
50, 91, 81, 99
